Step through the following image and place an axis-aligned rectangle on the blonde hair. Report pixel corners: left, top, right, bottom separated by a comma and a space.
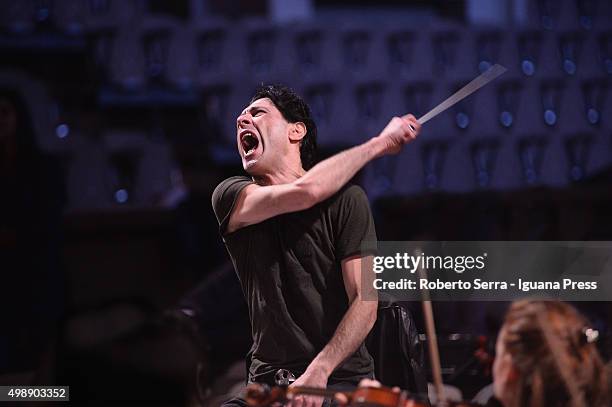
501, 300, 608, 407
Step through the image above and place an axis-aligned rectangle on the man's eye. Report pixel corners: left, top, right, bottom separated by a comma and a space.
253, 111, 263, 116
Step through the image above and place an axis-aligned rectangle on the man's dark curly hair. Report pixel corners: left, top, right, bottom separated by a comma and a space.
250, 84, 318, 170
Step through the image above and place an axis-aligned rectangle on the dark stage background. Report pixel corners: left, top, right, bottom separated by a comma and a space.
1, 0, 611, 405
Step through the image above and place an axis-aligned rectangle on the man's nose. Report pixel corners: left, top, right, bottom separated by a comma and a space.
237, 114, 253, 127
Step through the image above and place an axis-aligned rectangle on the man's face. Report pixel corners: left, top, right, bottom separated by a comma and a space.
236, 97, 290, 175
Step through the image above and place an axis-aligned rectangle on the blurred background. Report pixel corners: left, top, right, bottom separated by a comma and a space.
0, 0, 611, 405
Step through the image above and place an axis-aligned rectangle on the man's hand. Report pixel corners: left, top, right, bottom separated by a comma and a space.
287, 367, 329, 407
375, 114, 421, 156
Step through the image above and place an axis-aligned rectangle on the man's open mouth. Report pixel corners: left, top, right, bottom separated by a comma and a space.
241, 132, 260, 156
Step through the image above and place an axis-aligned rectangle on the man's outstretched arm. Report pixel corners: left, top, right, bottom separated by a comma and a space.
226, 115, 420, 234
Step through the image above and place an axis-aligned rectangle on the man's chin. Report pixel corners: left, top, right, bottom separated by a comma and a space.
243, 158, 262, 174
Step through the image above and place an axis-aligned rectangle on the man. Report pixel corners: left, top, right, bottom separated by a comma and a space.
212, 84, 421, 407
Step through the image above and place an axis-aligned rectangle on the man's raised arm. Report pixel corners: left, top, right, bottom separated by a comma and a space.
226, 114, 420, 234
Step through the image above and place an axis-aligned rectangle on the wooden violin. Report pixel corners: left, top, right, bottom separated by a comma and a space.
245, 383, 480, 407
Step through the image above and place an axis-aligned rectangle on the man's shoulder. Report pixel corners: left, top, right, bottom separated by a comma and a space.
323, 183, 371, 217
211, 175, 253, 215
214, 175, 252, 190
212, 176, 252, 199
333, 183, 370, 205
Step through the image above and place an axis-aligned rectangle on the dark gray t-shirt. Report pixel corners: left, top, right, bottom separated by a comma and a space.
212, 176, 377, 384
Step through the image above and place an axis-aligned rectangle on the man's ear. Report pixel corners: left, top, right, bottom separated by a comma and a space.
288, 122, 307, 143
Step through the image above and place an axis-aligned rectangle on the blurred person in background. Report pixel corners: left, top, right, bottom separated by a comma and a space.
492, 299, 609, 407
0, 88, 66, 377
212, 84, 420, 407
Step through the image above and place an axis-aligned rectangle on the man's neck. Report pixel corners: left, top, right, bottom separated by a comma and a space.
252, 164, 306, 186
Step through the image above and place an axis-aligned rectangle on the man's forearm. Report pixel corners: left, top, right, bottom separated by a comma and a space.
294, 137, 386, 204
305, 299, 377, 377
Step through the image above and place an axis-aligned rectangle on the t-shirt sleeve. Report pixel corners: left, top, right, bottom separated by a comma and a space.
334, 185, 378, 261
211, 176, 253, 236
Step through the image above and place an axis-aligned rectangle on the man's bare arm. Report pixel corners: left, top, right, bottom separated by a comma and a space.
227, 115, 420, 233
288, 256, 377, 407
303, 255, 377, 376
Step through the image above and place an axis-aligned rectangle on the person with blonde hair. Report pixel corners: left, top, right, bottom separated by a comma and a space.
492, 299, 608, 407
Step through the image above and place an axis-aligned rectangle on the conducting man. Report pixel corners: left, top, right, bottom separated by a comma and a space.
212, 84, 420, 407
